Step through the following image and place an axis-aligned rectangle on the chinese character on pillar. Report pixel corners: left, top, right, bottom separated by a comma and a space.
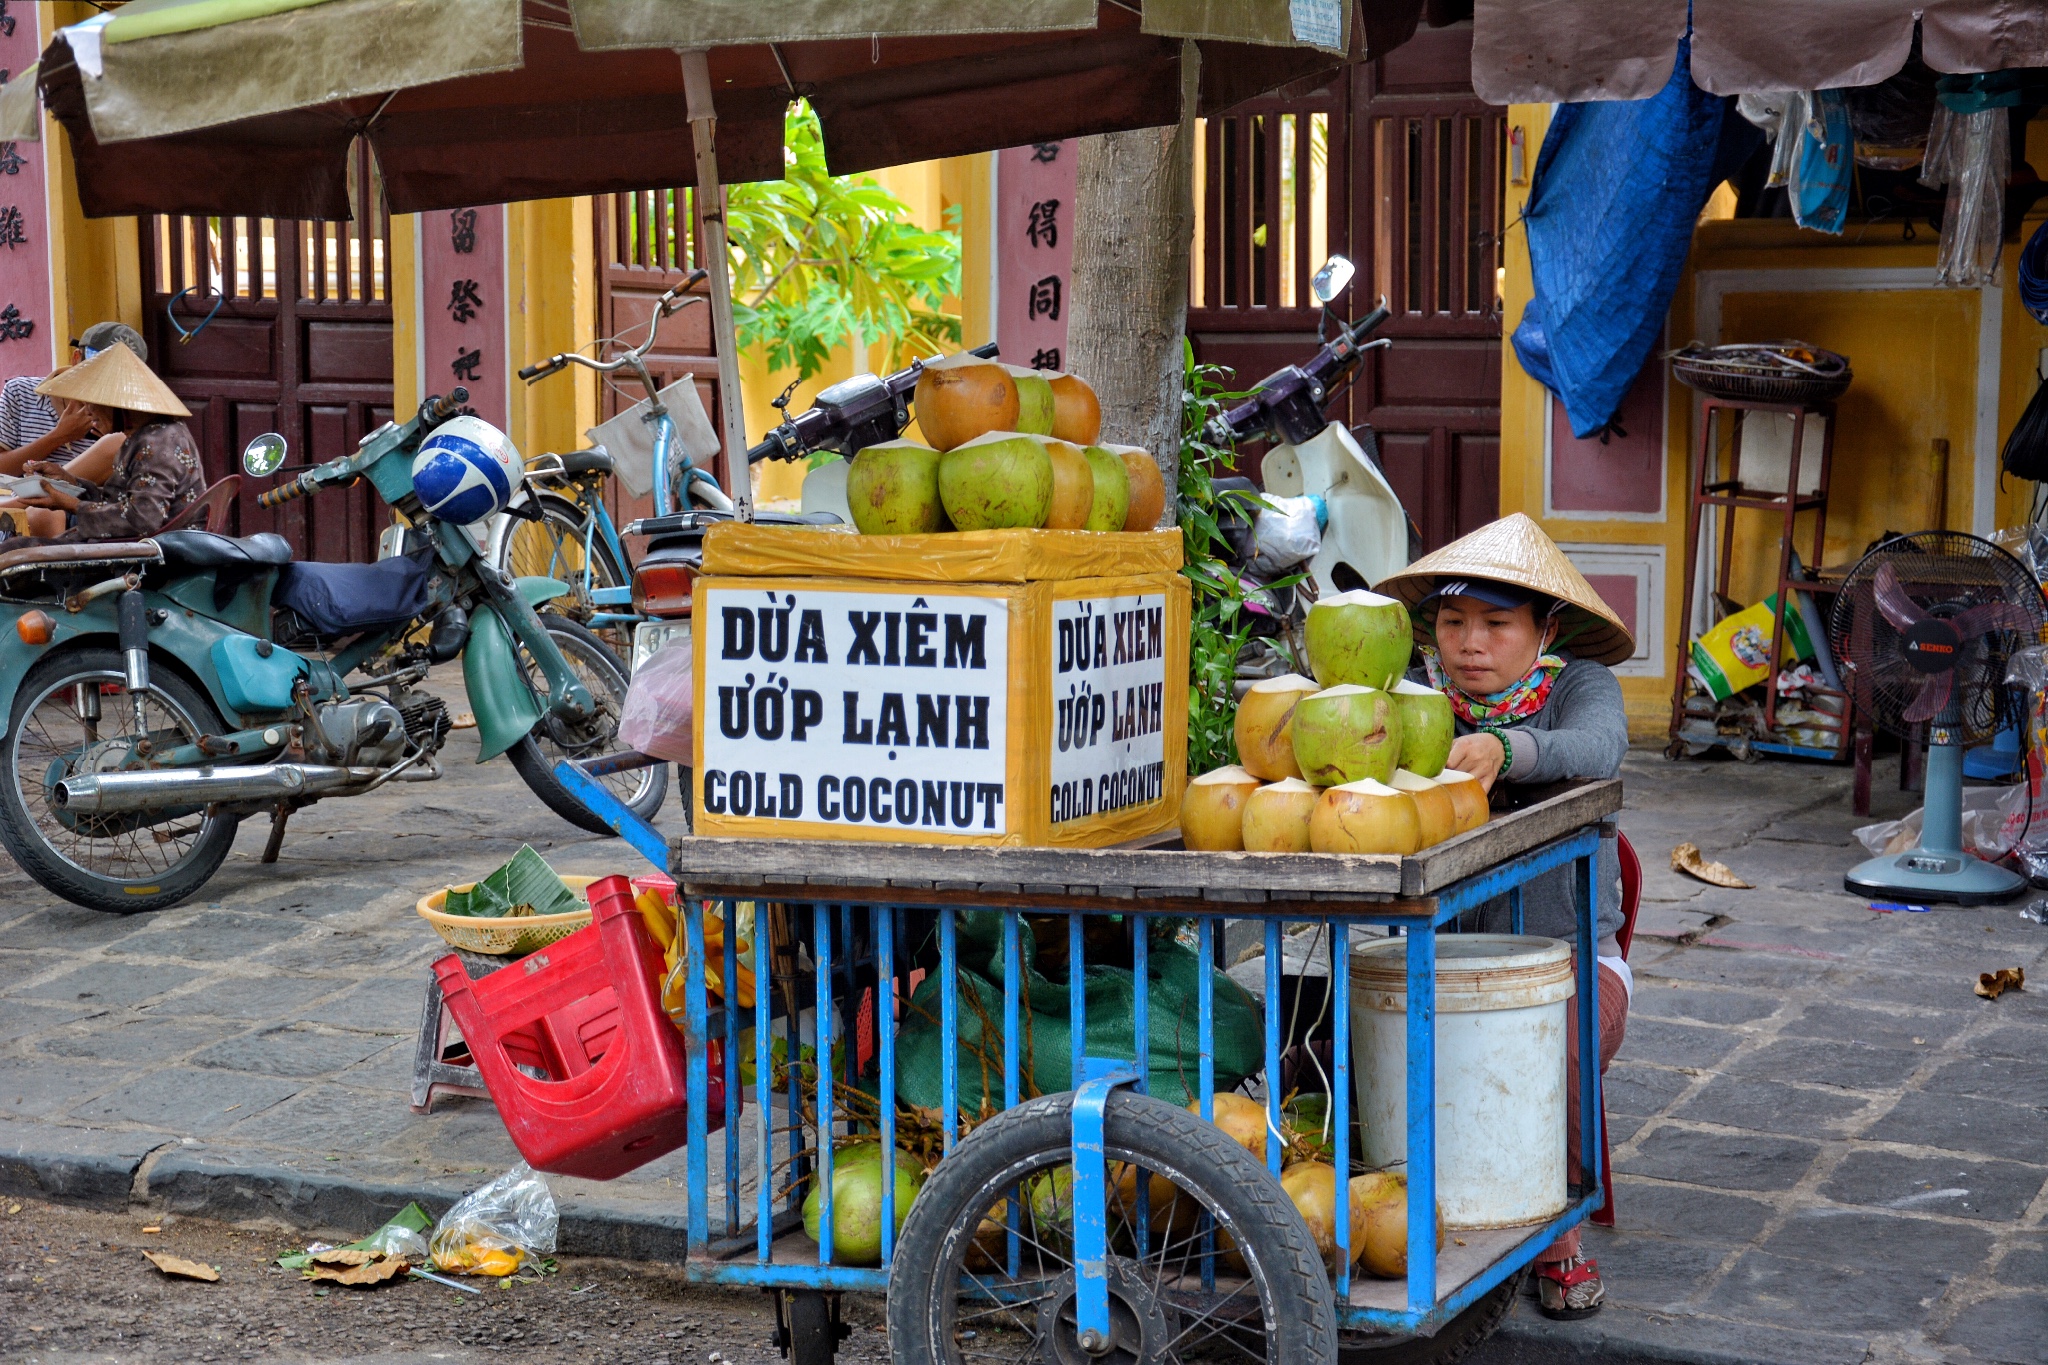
998, 143, 1077, 373
419, 206, 506, 426
0, 2, 50, 377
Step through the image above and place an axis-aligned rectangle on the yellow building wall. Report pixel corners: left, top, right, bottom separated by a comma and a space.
1500, 104, 2048, 742
40, 2, 142, 349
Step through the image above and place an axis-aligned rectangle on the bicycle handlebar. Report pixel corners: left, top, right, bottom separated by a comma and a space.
520, 269, 711, 390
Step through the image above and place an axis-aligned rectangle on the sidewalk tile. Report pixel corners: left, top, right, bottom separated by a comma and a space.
1862, 1091, 2048, 1164
1760, 1207, 1994, 1272
188, 1025, 396, 1079
1674, 1076, 1869, 1135
1703, 1249, 1959, 1335
1936, 1290, 2048, 1363
1994, 1235, 2047, 1287
1628, 984, 1781, 1027
1639, 950, 1826, 990
1924, 1054, 2048, 1108
37, 1019, 220, 1064
1723, 1037, 1924, 1090
69, 1066, 301, 1135
1617, 1125, 1822, 1192
0, 1056, 133, 1118
138, 973, 353, 1021
103, 912, 312, 963
0, 997, 108, 1035
13, 960, 207, 1007
1781, 1000, 1973, 1050
220, 1084, 431, 1154
1604, 1061, 1695, 1118
1603, 1179, 1773, 1243
1617, 1017, 1745, 1070
1595, 1234, 1733, 1311
295, 975, 431, 1030
1820, 1149, 2046, 1222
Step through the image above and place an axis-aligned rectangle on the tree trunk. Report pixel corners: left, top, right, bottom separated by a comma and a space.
1067, 42, 1199, 525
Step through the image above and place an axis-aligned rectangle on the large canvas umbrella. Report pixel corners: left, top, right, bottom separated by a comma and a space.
11, 0, 1365, 518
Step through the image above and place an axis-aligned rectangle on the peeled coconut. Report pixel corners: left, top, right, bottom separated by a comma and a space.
1437, 768, 1491, 834
1310, 779, 1422, 856
801, 1142, 924, 1266
1041, 438, 1097, 530
1387, 769, 1457, 849
1080, 443, 1130, 532
1102, 444, 1165, 531
1234, 674, 1319, 780
938, 431, 1053, 530
1389, 679, 1455, 778
1004, 364, 1057, 436
1193, 1091, 1269, 1160
1291, 685, 1403, 788
1242, 778, 1321, 853
1049, 373, 1102, 445
1180, 764, 1262, 851
843, 439, 946, 536
1357, 1173, 1446, 1279
914, 353, 1019, 451
1280, 1162, 1344, 1270
1305, 590, 1414, 691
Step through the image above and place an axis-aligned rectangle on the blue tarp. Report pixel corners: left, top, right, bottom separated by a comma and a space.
1512, 38, 1763, 438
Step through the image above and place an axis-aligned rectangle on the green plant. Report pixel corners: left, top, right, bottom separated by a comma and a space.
1178, 341, 1265, 775
725, 103, 963, 382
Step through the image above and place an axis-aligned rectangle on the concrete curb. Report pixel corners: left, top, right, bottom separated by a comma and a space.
1480, 1302, 1868, 1365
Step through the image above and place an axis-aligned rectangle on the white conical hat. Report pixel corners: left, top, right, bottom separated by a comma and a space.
37, 342, 190, 418
1373, 513, 1636, 667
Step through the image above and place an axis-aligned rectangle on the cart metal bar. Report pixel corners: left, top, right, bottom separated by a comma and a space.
1264, 918, 1284, 1179
755, 922, 771, 1264
1071, 1061, 1141, 1348
1069, 911, 1086, 1085
940, 907, 958, 1153
554, 761, 668, 870
723, 923, 740, 1238
1002, 910, 1022, 1277
1132, 918, 1151, 1258
1332, 924, 1352, 1301
1404, 919, 1437, 1314
814, 904, 835, 1266
684, 898, 710, 1250
879, 905, 898, 1266
1577, 850, 1603, 1199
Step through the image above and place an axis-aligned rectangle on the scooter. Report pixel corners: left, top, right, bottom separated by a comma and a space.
0, 341, 675, 913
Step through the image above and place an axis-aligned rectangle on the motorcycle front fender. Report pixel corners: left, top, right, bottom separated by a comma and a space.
459, 577, 570, 763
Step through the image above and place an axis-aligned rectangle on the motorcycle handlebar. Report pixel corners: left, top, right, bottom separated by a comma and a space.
258, 472, 317, 509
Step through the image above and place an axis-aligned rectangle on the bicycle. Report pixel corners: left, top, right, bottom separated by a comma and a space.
494, 269, 731, 662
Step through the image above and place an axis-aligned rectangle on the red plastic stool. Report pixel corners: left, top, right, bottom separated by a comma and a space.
433, 874, 723, 1181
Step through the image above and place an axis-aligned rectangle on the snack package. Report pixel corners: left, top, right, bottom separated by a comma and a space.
429, 1163, 557, 1277
1688, 594, 1816, 701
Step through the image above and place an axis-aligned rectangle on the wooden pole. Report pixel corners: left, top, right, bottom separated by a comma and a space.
682, 49, 752, 521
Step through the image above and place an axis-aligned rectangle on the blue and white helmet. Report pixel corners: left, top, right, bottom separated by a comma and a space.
411, 415, 520, 525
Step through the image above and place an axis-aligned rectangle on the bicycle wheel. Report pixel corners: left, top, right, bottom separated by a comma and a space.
494, 492, 632, 653
888, 1090, 1338, 1365
506, 613, 668, 833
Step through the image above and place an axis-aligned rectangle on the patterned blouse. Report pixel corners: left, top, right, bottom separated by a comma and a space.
58, 419, 206, 542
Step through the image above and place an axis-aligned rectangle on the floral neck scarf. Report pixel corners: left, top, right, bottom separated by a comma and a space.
1420, 646, 1566, 729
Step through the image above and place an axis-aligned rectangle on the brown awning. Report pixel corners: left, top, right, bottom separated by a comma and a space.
1472, 0, 2048, 104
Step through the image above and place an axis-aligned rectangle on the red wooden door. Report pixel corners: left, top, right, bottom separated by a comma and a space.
140, 140, 393, 562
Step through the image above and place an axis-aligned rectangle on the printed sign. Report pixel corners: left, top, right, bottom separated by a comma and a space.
1050, 594, 1169, 823
699, 586, 1010, 833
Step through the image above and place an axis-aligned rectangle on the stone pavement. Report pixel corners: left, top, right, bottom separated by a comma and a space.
0, 669, 2042, 1364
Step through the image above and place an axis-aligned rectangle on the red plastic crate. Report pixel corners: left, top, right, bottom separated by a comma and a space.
433, 874, 723, 1180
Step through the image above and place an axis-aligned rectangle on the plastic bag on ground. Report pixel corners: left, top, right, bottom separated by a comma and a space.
617, 642, 693, 762
429, 1162, 557, 1277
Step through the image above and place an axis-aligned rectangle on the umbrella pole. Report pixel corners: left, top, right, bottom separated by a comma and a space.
682, 50, 752, 522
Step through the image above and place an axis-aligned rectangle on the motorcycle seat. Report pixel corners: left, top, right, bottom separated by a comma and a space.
148, 530, 294, 611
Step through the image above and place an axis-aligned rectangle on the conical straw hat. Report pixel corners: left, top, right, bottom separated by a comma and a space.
37, 343, 189, 418
1373, 513, 1637, 667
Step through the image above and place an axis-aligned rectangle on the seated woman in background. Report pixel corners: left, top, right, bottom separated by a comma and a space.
0, 321, 148, 477
1, 343, 203, 543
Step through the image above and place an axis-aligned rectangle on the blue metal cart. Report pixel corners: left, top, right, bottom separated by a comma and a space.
565, 764, 1621, 1364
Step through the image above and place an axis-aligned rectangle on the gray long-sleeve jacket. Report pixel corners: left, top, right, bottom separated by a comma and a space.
1419, 652, 1629, 944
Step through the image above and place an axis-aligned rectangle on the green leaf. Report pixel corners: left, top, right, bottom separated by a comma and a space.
442, 846, 578, 919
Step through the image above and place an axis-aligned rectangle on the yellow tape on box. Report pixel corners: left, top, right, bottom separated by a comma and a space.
691, 551, 1189, 847
701, 522, 1183, 582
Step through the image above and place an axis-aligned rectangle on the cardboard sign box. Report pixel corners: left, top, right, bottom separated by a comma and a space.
691, 524, 1190, 847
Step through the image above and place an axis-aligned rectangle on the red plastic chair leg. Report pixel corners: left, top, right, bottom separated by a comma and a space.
1591, 1102, 1615, 1228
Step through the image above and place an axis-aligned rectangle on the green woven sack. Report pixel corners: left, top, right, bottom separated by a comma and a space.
890, 912, 1264, 1115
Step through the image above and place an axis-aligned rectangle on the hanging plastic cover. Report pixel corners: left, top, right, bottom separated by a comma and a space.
1924, 74, 2019, 289
1789, 90, 1852, 234
2019, 218, 2048, 323
2000, 373, 2048, 482
1510, 37, 1764, 439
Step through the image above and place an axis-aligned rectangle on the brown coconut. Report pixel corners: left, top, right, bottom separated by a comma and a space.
1309, 779, 1422, 856
1436, 768, 1491, 834
1233, 673, 1320, 780
1048, 373, 1102, 445
914, 353, 1018, 451
1180, 765, 1262, 851
1193, 1091, 1269, 1160
1241, 778, 1321, 853
1387, 769, 1457, 849
1042, 438, 1097, 530
1100, 444, 1165, 531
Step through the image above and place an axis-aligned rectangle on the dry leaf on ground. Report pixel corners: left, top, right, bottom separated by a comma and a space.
306, 1249, 412, 1287
1976, 966, 2026, 1000
141, 1251, 219, 1282
1671, 842, 1751, 888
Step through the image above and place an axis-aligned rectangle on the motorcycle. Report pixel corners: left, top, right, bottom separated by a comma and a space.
0, 375, 666, 914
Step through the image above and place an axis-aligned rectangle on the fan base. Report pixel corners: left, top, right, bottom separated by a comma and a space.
1845, 849, 2027, 905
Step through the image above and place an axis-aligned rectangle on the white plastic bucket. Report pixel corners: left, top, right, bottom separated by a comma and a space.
1349, 934, 1575, 1228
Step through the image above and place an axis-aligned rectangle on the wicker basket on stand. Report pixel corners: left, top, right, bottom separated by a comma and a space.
1668, 342, 1852, 406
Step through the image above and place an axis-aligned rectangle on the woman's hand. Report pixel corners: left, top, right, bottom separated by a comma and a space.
48, 401, 98, 447
1446, 731, 1507, 793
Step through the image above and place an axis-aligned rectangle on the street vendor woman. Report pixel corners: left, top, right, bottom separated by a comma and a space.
1375, 511, 1632, 1322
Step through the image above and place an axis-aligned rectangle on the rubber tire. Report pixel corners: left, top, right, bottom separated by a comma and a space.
505, 613, 668, 834
491, 492, 630, 640
1336, 1270, 1525, 1365
785, 1291, 836, 1365
886, 1089, 1339, 1365
0, 647, 240, 914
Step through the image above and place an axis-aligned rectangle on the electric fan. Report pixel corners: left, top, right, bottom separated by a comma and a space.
1829, 531, 2048, 903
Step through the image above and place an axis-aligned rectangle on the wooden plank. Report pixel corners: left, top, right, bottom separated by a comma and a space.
1400, 780, 1623, 894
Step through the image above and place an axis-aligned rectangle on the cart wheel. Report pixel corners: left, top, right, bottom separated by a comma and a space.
887, 1089, 1337, 1365
1335, 1269, 1525, 1365
781, 1290, 838, 1365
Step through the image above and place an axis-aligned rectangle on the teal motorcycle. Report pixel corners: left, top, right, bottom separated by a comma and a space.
0, 383, 666, 914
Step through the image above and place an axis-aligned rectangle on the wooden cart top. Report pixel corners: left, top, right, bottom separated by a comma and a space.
670, 778, 1621, 913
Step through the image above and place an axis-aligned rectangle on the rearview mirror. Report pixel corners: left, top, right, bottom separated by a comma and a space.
243, 432, 287, 477
1312, 255, 1356, 303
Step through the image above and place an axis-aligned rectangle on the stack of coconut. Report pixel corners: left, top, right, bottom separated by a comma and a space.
1182, 590, 1489, 855
843, 354, 1166, 535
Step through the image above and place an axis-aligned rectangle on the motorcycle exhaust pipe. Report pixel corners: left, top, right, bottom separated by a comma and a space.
52, 763, 382, 814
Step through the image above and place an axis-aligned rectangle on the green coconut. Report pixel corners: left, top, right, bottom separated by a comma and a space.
1305, 590, 1414, 691
844, 439, 947, 535
1080, 443, 1131, 532
800, 1142, 925, 1266
938, 430, 1054, 530
1005, 365, 1057, 436
1389, 679, 1456, 778
1290, 684, 1403, 788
